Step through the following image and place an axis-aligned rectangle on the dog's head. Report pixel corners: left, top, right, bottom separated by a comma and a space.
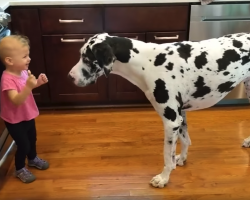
68, 33, 117, 87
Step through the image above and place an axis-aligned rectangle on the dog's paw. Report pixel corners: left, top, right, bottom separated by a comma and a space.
242, 136, 250, 148
175, 154, 186, 166
150, 174, 169, 188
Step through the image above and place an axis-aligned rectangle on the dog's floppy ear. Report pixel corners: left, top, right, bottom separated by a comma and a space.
92, 42, 115, 77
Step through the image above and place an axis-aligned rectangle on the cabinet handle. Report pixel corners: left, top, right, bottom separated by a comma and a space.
131, 36, 138, 40
154, 35, 179, 40
59, 19, 84, 23
124, 36, 138, 40
61, 38, 86, 43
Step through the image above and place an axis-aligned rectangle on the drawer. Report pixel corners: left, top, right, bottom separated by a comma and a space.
104, 6, 189, 32
109, 33, 146, 42
146, 31, 187, 44
39, 7, 103, 34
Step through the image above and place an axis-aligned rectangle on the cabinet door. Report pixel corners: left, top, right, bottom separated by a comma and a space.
42, 35, 108, 105
10, 8, 50, 104
108, 33, 149, 104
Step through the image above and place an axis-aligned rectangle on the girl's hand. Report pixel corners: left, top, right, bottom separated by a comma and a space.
26, 70, 37, 89
37, 73, 48, 86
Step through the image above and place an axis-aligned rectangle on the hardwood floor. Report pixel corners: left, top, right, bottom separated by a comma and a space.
1, 106, 250, 200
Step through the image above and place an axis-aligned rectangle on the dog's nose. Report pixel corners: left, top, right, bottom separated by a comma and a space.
68, 74, 75, 82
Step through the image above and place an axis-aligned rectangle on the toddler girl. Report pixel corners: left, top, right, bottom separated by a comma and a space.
0, 34, 49, 183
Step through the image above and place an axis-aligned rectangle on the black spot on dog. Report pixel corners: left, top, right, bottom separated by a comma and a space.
237, 33, 244, 37
180, 69, 184, 74
240, 49, 248, 53
164, 106, 177, 122
173, 126, 180, 131
89, 40, 95, 45
154, 53, 166, 66
165, 62, 174, 71
182, 120, 186, 126
168, 51, 174, 55
195, 52, 208, 69
223, 71, 230, 76
176, 92, 183, 115
81, 68, 91, 79
242, 55, 250, 65
192, 76, 211, 98
153, 79, 169, 104
172, 75, 175, 79
149, 59, 152, 62
132, 48, 139, 54
84, 46, 96, 61
183, 104, 192, 109
217, 49, 241, 71
105, 36, 133, 63
89, 80, 95, 85
168, 140, 173, 145
233, 40, 243, 48
207, 68, 212, 71
175, 43, 193, 62
235, 67, 238, 69
142, 67, 144, 70
224, 34, 232, 38
217, 81, 235, 93
179, 128, 183, 134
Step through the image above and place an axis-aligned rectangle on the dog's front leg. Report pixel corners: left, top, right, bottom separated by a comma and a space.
150, 114, 181, 188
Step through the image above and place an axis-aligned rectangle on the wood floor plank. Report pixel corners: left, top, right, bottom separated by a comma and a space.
1, 106, 250, 200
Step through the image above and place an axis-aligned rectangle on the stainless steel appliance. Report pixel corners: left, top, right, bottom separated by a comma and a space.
0, 8, 13, 181
189, 3, 250, 105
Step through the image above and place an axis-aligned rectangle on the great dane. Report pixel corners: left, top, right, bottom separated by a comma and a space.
68, 32, 250, 188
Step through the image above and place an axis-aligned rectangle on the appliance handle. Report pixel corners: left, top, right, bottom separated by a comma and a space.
202, 17, 250, 22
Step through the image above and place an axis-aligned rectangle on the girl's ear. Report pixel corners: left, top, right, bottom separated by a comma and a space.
4, 56, 13, 66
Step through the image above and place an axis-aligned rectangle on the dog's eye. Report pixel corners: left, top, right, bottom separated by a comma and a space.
96, 68, 101, 73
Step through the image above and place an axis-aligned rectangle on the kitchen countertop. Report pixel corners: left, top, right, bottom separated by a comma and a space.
1, 0, 250, 11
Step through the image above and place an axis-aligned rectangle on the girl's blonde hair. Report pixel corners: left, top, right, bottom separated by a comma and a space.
10, 34, 30, 47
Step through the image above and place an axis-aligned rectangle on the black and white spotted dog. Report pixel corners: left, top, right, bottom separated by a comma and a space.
68, 32, 250, 188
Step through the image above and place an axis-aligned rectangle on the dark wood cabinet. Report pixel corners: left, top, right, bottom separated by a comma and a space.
42, 34, 108, 104
9, 8, 50, 104
9, 4, 190, 108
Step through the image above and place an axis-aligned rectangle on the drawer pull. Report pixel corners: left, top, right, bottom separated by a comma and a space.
61, 38, 86, 43
59, 19, 84, 23
131, 36, 138, 40
125, 36, 138, 40
154, 35, 179, 40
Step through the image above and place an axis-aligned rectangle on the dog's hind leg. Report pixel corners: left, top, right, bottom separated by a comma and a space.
150, 104, 183, 188
242, 77, 250, 148
175, 111, 191, 166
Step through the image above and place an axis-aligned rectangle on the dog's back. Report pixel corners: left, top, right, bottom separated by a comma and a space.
143, 33, 250, 111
